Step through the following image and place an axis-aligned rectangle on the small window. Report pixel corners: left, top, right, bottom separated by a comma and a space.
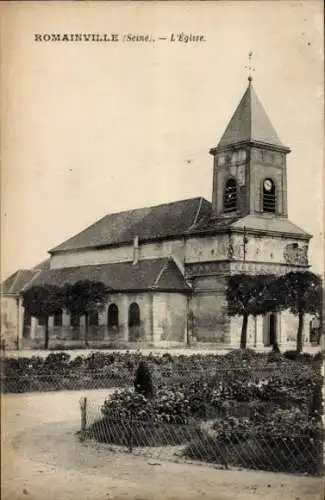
53, 310, 63, 327
223, 178, 237, 213
263, 178, 276, 213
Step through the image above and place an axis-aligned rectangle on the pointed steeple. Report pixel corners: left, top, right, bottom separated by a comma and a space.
216, 81, 286, 150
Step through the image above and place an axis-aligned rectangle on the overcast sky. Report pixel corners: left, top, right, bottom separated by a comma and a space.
1, 0, 324, 279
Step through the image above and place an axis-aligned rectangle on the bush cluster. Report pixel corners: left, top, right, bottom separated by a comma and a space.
2, 349, 323, 397
4, 349, 322, 474
88, 351, 323, 475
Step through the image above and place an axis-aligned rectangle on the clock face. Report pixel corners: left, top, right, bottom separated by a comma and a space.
264, 179, 273, 191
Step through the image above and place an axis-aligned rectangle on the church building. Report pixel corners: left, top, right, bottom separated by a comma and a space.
1, 78, 313, 350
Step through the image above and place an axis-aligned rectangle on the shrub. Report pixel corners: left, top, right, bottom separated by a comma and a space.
314, 351, 324, 362
101, 387, 193, 425
223, 348, 257, 362
184, 407, 324, 474
272, 342, 280, 353
134, 361, 155, 399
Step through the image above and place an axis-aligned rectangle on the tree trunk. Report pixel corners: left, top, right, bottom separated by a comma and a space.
240, 313, 249, 349
85, 313, 89, 347
44, 316, 49, 349
296, 311, 304, 353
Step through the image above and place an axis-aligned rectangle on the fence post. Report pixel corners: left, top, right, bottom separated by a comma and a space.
128, 411, 133, 453
79, 397, 87, 442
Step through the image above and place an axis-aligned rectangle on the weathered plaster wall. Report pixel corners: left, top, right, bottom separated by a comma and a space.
229, 310, 313, 350
280, 309, 312, 347
230, 233, 308, 266
50, 239, 185, 269
185, 235, 229, 263
50, 245, 132, 269
152, 292, 187, 345
1, 296, 19, 348
26, 292, 153, 346
229, 315, 257, 347
190, 275, 229, 343
185, 233, 308, 267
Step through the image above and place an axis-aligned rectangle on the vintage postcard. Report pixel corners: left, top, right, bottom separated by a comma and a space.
1, 1, 324, 499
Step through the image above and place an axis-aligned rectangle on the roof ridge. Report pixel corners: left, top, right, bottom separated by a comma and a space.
20, 269, 43, 293
152, 260, 170, 288
8, 269, 23, 294
191, 197, 204, 228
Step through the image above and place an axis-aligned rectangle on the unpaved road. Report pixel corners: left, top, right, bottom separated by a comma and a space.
2, 390, 324, 500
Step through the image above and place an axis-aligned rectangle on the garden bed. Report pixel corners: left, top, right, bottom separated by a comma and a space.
2, 349, 323, 394
3, 349, 324, 475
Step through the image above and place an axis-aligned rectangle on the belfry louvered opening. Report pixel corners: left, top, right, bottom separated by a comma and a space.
223, 178, 237, 213
263, 178, 276, 213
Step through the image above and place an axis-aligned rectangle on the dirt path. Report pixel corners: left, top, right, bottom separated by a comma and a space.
2, 390, 324, 500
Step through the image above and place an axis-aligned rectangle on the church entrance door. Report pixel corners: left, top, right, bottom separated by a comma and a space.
263, 312, 277, 347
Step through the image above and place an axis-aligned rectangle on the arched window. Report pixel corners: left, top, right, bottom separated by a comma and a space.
107, 304, 119, 328
53, 310, 63, 327
223, 178, 237, 213
128, 302, 140, 327
89, 311, 99, 327
263, 178, 276, 213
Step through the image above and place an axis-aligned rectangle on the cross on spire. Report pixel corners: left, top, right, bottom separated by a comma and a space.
245, 52, 255, 83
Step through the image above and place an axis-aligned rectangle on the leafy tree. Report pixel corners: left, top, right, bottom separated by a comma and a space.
276, 271, 322, 353
226, 274, 276, 349
22, 285, 64, 349
62, 280, 108, 346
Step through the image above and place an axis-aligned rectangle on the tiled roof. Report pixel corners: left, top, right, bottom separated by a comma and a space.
1, 269, 40, 295
188, 214, 240, 234
23, 258, 191, 293
50, 197, 212, 253
231, 215, 311, 239
187, 212, 310, 239
33, 258, 51, 270
215, 82, 286, 149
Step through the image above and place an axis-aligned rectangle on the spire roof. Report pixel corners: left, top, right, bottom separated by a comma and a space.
217, 81, 285, 149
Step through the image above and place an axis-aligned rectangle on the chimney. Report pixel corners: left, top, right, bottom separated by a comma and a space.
132, 236, 139, 265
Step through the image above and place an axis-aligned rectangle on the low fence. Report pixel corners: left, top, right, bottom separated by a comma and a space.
79, 394, 324, 476
2, 351, 324, 476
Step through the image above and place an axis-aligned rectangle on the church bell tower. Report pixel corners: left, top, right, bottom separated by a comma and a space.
209, 76, 291, 219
